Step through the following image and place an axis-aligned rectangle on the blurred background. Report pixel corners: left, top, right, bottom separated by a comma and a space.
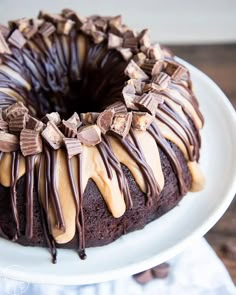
0, 0, 235, 285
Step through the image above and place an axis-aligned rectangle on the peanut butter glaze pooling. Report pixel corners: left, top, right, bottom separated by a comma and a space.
0, 9, 205, 263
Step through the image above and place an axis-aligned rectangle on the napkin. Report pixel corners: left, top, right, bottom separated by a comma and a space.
0, 238, 235, 295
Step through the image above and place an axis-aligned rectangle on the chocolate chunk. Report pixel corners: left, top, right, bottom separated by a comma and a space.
26, 115, 45, 132
110, 112, 132, 138
0, 120, 8, 132
117, 48, 133, 61
222, 241, 236, 260
63, 138, 82, 159
62, 112, 81, 138
108, 33, 123, 49
134, 93, 162, 115
38, 22, 56, 37
0, 24, 10, 38
108, 15, 123, 35
0, 32, 11, 54
0, 131, 19, 152
22, 24, 38, 39
62, 9, 86, 27
8, 18, 29, 32
123, 30, 138, 51
97, 109, 115, 134
125, 60, 149, 81
9, 113, 28, 134
20, 128, 43, 156
106, 101, 127, 113
165, 61, 188, 81
8, 29, 27, 49
147, 44, 163, 60
151, 72, 171, 90
122, 84, 137, 110
5, 102, 28, 121
57, 19, 75, 35
42, 112, 61, 125
80, 112, 99, 125
133, 52, 146, 66
80, 19, 96, 35
133, 270, 153, 285
132, 112, 154, 131
77, 125, 101, 146
138, 29, 151, 51
151, 263, 170, 279
141, 59, 164, 76
41, 121, 65, 149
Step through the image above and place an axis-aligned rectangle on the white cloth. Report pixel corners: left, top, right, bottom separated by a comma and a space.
0, 238, 235, 295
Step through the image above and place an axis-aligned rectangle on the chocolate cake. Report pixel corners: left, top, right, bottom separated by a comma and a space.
0, 9, 205, 263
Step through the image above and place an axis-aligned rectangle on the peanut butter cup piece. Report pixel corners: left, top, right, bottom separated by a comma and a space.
110, 112, 132, 138
133, 52, 146, 66
133, 270, 153, 285
0, 120, 8, 132
127, 79, 145, 95
165, 61, 188, 81
5, 102, 28, 121
26, 115, 45, 132
117, 48, 133, 61
77, 125, 101, 146
151, 72, 171, 90
8, 29, 27, 49
62, 112, 81, 138
108, 33, 123, 49
138, 28, 151, 51
0, 24, 10, 39
141, 59, 164, 76
38, 22, 56, 37
42, 112, 61, 126
97, 109, 115, 134
63, 138, 82, 159
122, 84, 138, 110
9, 112, 28, 134
134, 93, 163, 115
147, 44, 163, 60
80, 112, 99, 125
0, 131, 19, 152
106, 101, 127, 113
132, 112, 154, 131
125, 60, 149, 81
0, 32, 11, 54
57, 19, 74, 35
41, 121, 65, 149
20, 128, 43, 156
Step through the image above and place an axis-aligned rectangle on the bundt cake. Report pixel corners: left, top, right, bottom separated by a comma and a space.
0, 9, 205, 263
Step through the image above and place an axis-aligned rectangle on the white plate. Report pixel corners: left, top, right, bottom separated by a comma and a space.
0, 58, 235, 286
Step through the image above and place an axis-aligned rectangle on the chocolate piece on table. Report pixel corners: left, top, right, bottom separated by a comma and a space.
5, 102, 28, 121
0, 131, 19, 152
20, 128, 43, 156
96, 109, 115, 134
26, 115, 45, 132
8, 29, 27, 49
110, 112, 132, 138
151, 72, 171, 90
132, 112, 154, 131
38, 22, 56, 37
106, 101, 127, 113
42, 112, 61, 125
125, 60, 149, 81
222, 241, 236, 260
108, 33, 123, 49
133, 270, 153, 285
165, 61, 188, 81
0, 120, 8, 132
41, 121, 65, 150
77, 124, 101, 146
151, 263, 170, 279
63, 138, 82, 159
122, 84, 137, 110
0, 32, 11, 54
134, 93, 163, 115
9, 113, 28, 134
80, 112, 99, 125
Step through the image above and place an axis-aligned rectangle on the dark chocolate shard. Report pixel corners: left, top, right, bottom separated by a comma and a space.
151, 72, 171, 90
0, 131, 19, 152
124, 60, 149, 81
20, 128, 43, 156
9, 113, 28, 134
122, 84, 137, 110
26, 115, 45, 132
106, 101, 127, 113
0, 120, 8, 132
132, 112, 154, 131
0, 32, 11, 54
133, 270, 153, 285
77, 125, 101, 146
96, 109, 115, 134
8, 29, 27, 49
5, 102, 28, 121
151, 263, 170, 279
42, 112, 61, 126
41, 121, 65, 150
108, 33, 123, 49
80, 112, 99, 125
63, 138, 82, 159
134, 93, 163, 115
110, 112, 132, 138
38, 22, 56, 37
165, 61, 188, 81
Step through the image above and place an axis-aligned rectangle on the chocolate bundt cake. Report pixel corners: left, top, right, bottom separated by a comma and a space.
0, 9, 205, 263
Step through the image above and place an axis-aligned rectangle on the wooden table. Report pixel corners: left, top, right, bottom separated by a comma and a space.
169, 44, 236, 284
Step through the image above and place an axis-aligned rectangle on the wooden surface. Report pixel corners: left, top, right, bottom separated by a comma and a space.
169, 44, 236, 284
